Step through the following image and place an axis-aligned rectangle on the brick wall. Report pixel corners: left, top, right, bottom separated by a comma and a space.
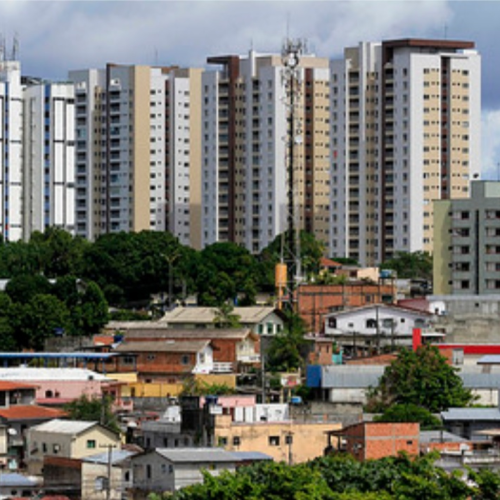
343, 422, 419, 461
296, 284, 396, 333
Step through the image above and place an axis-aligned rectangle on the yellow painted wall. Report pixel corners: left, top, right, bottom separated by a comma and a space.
215, 417, 340, 463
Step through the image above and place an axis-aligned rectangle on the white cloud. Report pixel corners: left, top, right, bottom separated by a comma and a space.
0, 1, 453, 78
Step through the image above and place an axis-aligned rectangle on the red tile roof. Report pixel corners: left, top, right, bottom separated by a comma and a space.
0, 381, 38, 391
0, 405, 66, 421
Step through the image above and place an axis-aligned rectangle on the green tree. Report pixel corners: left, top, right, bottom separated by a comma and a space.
71, 281, 109, 336
266, 312, 308, 372
380, 251, 432, 280
212, 303, 241, 329
366, 346, 474, 413
5, 274, 52, 303
258, 230, 326, 289
196, 242, 259, 306
64, 394, 120, 434
374, 403, 442, 430
16, 294, 70, 350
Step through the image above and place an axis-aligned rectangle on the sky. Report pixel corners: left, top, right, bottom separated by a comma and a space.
1, 0, 499, 178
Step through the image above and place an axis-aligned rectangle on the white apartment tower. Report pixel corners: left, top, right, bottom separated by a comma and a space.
0, 59, 23, 241
202, 51, 330, 253
69, 64, 202, 247
330, 39, 481, 266
0, 46, 75, 242
23, 81, 75, 237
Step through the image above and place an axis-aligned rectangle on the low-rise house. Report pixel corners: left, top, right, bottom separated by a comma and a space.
441, 408, 500, 441
0, 367, 118, 407
215, 416, 338, 463
296, 283, 397, 333
27, 420, 121, 475
159, 306, 285, 336
0, 472, 41, 498
113, 340, 214, 382
42, 449, 137, 500
131, 448, 238, 498
327, 422, 420, 461
122, 328, 260, 373
324, 304, 433, 352
0, 381, 66, 470
419, 430, 471, 454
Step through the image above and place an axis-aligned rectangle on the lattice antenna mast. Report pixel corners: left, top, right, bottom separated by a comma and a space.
281, 38, 306, 303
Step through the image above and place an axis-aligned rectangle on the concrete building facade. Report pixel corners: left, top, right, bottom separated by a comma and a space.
69, 64, 203, 247
434, 181, 500, 295
201, 50, 330, 253
329, 39, 481, 266
23, 80, 75, 238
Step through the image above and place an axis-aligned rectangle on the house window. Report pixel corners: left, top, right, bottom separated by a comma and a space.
366, 319, 377, 328
123, 356, 134, 365
95, 476, 108, 492
328, 318, 337, 328
42, 443, 47, 453
169, 464, 173, 474
181, 355, 190, 365
233, 436, 241, 446
269, 436, 280, 446
53, 444, 61, 453
147, 354, 156, 361
45, 390, 53, 398
87, 440, 96, 449
146, 464, 152, 479
218, 437, 228, 446
161, 464, 167, 474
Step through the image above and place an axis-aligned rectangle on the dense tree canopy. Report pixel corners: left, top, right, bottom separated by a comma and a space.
366, 346, 474, 413
149, 453, 500, 500
380, 251, 432, 281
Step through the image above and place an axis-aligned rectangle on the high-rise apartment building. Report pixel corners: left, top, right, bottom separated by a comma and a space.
69, 64, 202, 247
434, 181, 500, 295
201, 50, 330, 253
329, 39, 481, 266
0, 59, 23, 241
0, 50, 75, 242
23, 80, 75, 238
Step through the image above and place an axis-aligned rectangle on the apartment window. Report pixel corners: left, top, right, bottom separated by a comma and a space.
233, 436, 241, 446
87, 440, 96, 449
218, 437, 228, 446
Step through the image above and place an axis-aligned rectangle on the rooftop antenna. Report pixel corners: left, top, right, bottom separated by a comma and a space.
12, 33, 19, 61
0, 34, 5, 63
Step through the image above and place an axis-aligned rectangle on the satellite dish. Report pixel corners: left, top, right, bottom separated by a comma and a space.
7, 428, 17, 436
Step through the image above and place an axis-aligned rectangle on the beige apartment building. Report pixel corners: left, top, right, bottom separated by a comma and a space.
330, 39, 481, 266
69, 64, 203, 248
201, 50, 330, 254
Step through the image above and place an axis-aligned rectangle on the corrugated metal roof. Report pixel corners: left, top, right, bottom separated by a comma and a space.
0, 473, 41, 487
441, 408, 500, 421
114, 340, 209, 353
31, 419, 98, 434
0, 367, 109, 382
321, 366, 385, 388
155, 447, 237, 463
478, 355, 500, 364
83, 449, 136, 465
230, 451, 273, 461
159, 306, 277, 324
124, 328, 254, 341
420, 430, 468, 444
